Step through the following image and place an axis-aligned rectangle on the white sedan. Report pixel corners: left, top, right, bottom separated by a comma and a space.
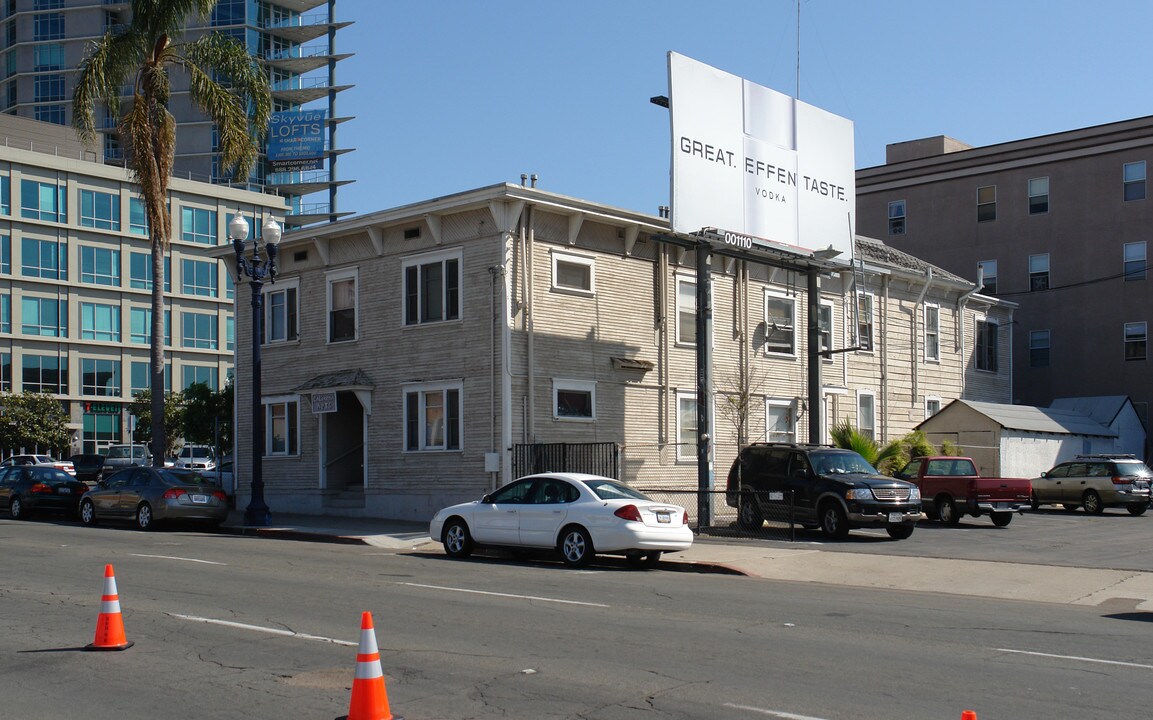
429, 473, 694, 568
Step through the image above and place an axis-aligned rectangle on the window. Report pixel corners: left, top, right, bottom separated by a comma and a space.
1028, 177, 1049, 215
33, 74, 64, 102
856, 293, 873, 351
976, 319, 999, 372
817, 301, 833, 359
82, 413, 119, 453
552, 251, 594, 294
404, 383, 461, 452
0, 177, 8, 215
857, 391, 876, 441
22, 353, 66, 393
977, 185, 996, 222
767, 400, 795, 443
21, 296, 64, 336
1124, 161, 1146, 202
81, 358, 120, 396
1124, 242, 1146, 281
1029, 253, 1050, 291
181, 311, 218, 349
765, 293, 796, 355
977, 259, 998, 294
129, 197, 149, 236
80, 302, 120, 342
924, 304, 940, 362
21, 237, 66, 279
676, 277, 696, 345
0, 235, 8, 274
20, 179, 66, 222
181, 259, 217, 297
925, 397, 942, 418
182, 365, 217, 391
403, 252, 459, 326
79, 189, 121, 230
32, 12, 64, 40
130, 307, 170, 346
887, 200, 905, 235
327, 270, 357, 342
553, 379, 595, 420
264, 398, 299, 455
129, 252, 170, 291
34, 104, 64, 125
263, 284, 298, 344
33, 43, 64, 71
1125, 321, 1147, 361
1030, 330, 1051, 368
80, 246, 120, 286
676, 392, 697, 460
226, 315, 234, 352
180, 207, 217, 244
0, 353, 10, 392
0, 294, 8, 333
131, 361, 171, 395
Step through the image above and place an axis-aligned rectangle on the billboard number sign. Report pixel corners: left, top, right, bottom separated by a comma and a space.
667, 52, 855, 258
268, 110, 327, 172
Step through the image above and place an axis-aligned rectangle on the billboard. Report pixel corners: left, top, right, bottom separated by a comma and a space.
267, 109, 327, 172
667, 52, 855, 258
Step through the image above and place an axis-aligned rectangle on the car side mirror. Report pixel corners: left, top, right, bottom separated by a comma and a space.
481, 493, 493, 504
1039, 472, 1048, 479
97, 480, 108, 488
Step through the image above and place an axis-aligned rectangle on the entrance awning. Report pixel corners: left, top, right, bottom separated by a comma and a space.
293, 369, 375, 415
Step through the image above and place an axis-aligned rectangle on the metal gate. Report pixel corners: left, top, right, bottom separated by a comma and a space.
512, 442, 619, 479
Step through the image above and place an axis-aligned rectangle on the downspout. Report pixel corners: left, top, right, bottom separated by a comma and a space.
912, 267, 933, 410
657, 246, 669, 443
526, 204, 536, 443
881, 274, 890, 441
955, 267, 985, 397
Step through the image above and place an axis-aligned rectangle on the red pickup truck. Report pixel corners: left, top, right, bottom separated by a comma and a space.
894, 456, 1032, 527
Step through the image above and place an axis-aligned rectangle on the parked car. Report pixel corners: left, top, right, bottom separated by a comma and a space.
174, 445, 216, 472
0, 465, 91, 519
0, 454, 75, 476
69, 454, 107, 486
101, 445, 151, 470
893, 456, 1032, 526
725, 443, 922, 540
429, 473, 694, 568
1030, 454, 1151, 515
79, 466, 229, 530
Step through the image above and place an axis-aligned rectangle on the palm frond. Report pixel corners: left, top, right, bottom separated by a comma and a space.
72, 30, 144, 144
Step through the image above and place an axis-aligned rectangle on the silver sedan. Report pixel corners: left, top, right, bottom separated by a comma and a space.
79, 466, 229, 530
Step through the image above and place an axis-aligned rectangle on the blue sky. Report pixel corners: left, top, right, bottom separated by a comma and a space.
332, 0, 1153, 219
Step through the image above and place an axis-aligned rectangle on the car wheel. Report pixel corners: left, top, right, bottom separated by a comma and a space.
441, 519, 474, 558
1127, 503, 1148, 517
135, 502, 155, 530
936, 497, 961, 526
991, 513, 1013, 527
886, 524, 914, 540
737, 494, 764, 531
1082, 490, 1104, 515
625, 551, 662, 569
1030, 492, 1041, 511
79, 499, 97, 526
819, 502, 850, 540
559, 526, 595, 567
9, 495, 25, 520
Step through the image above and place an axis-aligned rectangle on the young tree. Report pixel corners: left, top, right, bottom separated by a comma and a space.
72, 0, 271, 466
0, 392, 72, 456
129, 389, 186, 461
182, 380, 232, 451
829, 420, 903, 474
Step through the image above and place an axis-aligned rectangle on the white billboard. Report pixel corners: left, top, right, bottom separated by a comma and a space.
667, 52, 855, 258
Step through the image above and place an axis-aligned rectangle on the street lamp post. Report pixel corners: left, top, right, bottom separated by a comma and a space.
230, 214, 281, 526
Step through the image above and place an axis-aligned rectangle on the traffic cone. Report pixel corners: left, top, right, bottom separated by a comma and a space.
85, 564, 133, 651
338, 612, 401, 720
961, 712, 978, 720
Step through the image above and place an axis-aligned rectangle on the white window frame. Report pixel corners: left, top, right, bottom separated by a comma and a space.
553, 378, 596, 421
262, 394, 300, 457
551, 250, 595, 295
856, 292, 874, 352
857, 389, 876, 441
766, 398, 796, 443
1028, 176, 1050, 215
675, 275, 697, 347
818, 299, 834, 361
402, 247, 461, 326
924, 303, 940, 362
676, 391, 697, 461
1124, 241, 1146, 281
262, 277, 300, 344
1125, 321, 1147, 362
1029, 253, 1050, 291
403, 380, 463, 452
1124, 160, 1146, 201
925, 396, 942, 419
326, 267, 358, 344
764, 290, 796, 357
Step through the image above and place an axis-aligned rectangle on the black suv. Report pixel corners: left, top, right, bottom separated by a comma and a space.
725, 443, 922, 539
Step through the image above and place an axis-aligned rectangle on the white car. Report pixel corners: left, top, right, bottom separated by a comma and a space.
429, 473, 694, 568
0, 454, 75, 476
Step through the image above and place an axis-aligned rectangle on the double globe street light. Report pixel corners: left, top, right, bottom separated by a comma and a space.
229, 214, 282, 527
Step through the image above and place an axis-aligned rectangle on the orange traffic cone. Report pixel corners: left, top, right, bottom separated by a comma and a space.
961, 712, 978, 720
85, 564, 133, 651
338, 612, 400, 720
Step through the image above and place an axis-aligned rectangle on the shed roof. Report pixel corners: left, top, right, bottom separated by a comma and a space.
946, 400, 1117, 438
1048, 396, 1131, 427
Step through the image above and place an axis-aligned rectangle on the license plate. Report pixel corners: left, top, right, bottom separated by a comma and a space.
995, 502, 1009, 509
655, 511, 671, 524
887, 512, 902, 523
191, 494, 208, 504
57, 487, 71, 494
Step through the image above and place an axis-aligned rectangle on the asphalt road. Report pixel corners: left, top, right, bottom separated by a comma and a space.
4, 516, 1153, 720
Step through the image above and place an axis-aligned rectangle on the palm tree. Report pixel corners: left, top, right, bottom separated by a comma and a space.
829, 420, 903, 474
72, 0, 271, 466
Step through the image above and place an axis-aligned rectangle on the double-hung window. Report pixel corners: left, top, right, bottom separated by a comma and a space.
79, 189, 120, 230
181, 259, 217, 297
265, 397, 299, 455
1125, 322, 1147, 361
327, 269, 357, 342
1028, 177, 1049, 215
676, 277, 696, 345
765, 292, 796, 356
1124, 161, 1147, 201
976, 319, 999, 372
21, 237, 66, 279
263, 282, 298, 343
1124, 242, 1146, 281
181, 311, 217, 349
80, 302, 120, 342
888, 200, 906, 235
1030, 330, 1051, 367
404, 382, 462, 452
20, 179, 66, 222
977, 186, 996, 222
676, 391, 697, 461
856, 293, 874, 351
924, 304, 940, 362
403, 251, 460, 326
22, 296, 64, 336
857, 391, 876, 440
1029, 253, 1050, 291
977, 259, 998, 294
80, 246, 120, 286
817, 301, 834, 360
81, 358, 120, 396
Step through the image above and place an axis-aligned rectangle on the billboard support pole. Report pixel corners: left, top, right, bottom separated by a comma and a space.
807, 269, 822, 443
696, 242, 714, 529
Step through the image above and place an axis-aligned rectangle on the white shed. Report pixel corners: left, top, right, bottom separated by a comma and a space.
1048, 396, 1147, 460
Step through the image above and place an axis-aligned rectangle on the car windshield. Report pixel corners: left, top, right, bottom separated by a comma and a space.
811, 452, 879, 475
157, 468, 214, 486
583, 478, 652, 502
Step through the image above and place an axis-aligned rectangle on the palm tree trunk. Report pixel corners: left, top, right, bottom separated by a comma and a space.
150, 238, 165, 466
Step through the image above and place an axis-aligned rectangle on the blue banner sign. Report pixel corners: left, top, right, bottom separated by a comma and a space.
268, 110, 326, 172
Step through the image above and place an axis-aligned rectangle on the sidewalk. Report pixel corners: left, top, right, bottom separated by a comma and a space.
221, 511, 1153, 611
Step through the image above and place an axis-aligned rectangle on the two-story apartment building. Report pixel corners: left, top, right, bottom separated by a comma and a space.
223, 183, 1014, 521
856, 118, 1153, 438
